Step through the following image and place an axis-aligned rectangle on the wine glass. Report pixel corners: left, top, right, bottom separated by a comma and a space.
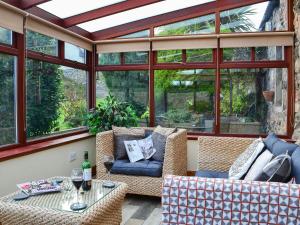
102, 155, 115, 188
70, 168, 87, 211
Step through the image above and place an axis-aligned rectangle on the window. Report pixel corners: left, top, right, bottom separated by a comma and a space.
26, 59, 88, 139
155, 69, 215, 132
26, 30, 58, 56
220, 68, 287, 135
157, 50, 182, 63
124, 52, 148, 64
223, 48, 251, 62
186, 49, 213, 63
118, 30, 150, 39
99, 53, 121, 65
96, 71, 149, 126
65, 42, 86, 64
0, 53, 16, 146
154, 14, 216, 36
220, 1, 287, 33
255, 46, 284, 61
0, 27, 12, 45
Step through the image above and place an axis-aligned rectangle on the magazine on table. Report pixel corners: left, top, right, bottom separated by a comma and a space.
17, 179, 62, 196
124, 135, 156, 163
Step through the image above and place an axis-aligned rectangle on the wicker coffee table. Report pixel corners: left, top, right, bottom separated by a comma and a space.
0, 177, 127, 225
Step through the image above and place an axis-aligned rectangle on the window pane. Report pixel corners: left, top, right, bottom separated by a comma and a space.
99, 53, 121, 65
255, 46, 284, 61
155, 69, 215, 132
157, 50, 182, 63
26, 30, 58, 56
124, 51, 148, 64
0, 53, 16, 146
0, 27, 12, 45
220, 1, 288, 33
96, 71, 149, 126
154, 14, 215, 36
220, 68, 287, 135
223, 48, 251, 62
186, 49, 213, 63
65, 42, 86, 63
26, 59, 88, 139
118, 30, 150, 39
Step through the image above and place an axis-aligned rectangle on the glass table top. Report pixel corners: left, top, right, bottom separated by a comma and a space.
2, 177, 119, 213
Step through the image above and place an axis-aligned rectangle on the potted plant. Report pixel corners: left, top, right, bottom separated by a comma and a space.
87, 94, 138, 134
262, 90, 274, 102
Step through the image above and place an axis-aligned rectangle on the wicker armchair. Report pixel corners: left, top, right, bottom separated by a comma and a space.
161, 136, 300, 224
96, 128, 187, 197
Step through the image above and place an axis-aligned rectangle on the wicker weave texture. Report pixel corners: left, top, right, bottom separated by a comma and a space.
0, 180, 127, 225
198, 136, 256, 172
96, 128, 187, 197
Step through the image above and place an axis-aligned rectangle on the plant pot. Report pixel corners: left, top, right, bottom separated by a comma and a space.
263, 91, 274, 102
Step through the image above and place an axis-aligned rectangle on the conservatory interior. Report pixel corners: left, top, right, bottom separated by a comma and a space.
0, 0, 300, 224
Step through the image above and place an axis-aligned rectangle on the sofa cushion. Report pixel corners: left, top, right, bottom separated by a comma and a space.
112, 126, 145, 160
151, 132, 167, 162
111, 159, 163, 177
244, 150, 274, 181
291, 147, 300, 184
229, 138, 265, 180
259, 152, 292, 183
264, 133, 298, 156
151, 126, 177, 162
196, 170, 228, 179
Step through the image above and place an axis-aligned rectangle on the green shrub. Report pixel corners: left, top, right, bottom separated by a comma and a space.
87, 94, 138, 134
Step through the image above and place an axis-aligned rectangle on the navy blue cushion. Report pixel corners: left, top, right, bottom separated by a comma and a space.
111, 159, 163, 177
291, 147, 300, 184
264, 133, 298, 156
195, 170, 228, 179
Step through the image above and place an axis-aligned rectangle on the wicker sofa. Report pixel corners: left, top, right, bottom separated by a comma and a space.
96, 128, 187, 197
161, 136, 300, 224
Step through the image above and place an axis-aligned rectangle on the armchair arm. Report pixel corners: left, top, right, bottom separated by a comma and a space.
96, 130, 114, 177
162, 175, 300, 225
162, 129, 187, 177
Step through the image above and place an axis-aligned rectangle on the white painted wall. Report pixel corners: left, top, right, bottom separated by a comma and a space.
0, 138, 198, 197
0, 137, 96, 197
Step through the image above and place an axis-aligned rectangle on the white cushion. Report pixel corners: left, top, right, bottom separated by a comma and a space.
229, 138, 265, 180
244, 150, 273, 181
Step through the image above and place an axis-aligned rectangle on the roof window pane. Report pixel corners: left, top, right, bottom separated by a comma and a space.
220, 1, 287, 33
154, 14, 215, 36
38, 0, 126, 19
117, 30, 150, 39
78, 0, 215, 32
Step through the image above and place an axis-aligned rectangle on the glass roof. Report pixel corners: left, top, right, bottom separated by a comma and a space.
77, 0, 215, 32
38, 0, 126, 19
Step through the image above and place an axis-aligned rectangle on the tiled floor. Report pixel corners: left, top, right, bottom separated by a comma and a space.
121, 195, 161, 225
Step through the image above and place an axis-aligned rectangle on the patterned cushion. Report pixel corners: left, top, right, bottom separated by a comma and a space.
162, 175, 300, 225
112, 126, 145, 160
229, 138, 265, 179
